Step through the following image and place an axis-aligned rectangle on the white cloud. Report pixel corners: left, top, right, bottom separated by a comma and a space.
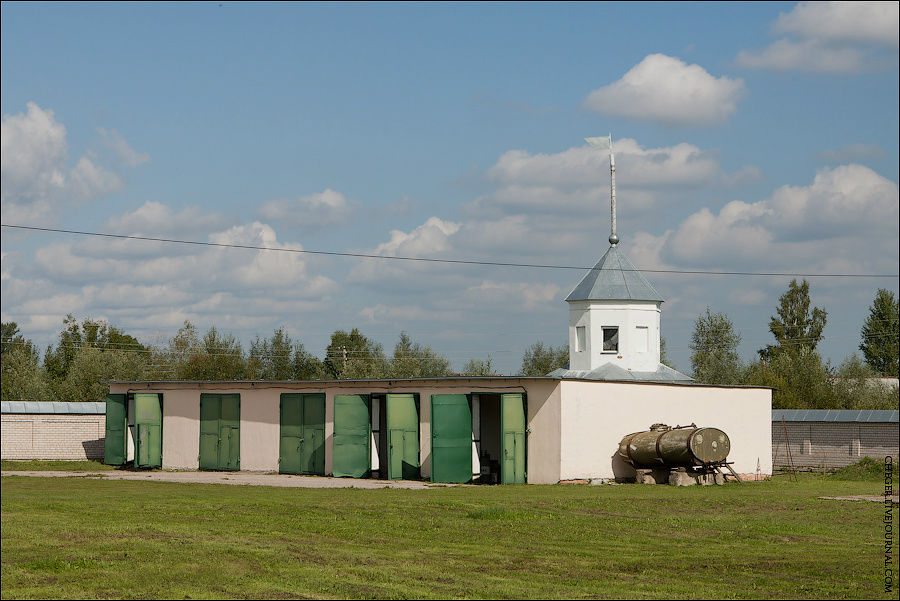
347, 217, 463, 288
105, 201, 228, 237
774, 1, 898, 47
735, 39, 868, 73
583, 54, 745, 126
737, 2, 898, 73
11, 212, 338, 334
473, 139, 759, 219
635, 164, 899, 271
1, 102, 67, 205
1, 102, 125, 223
68, 156, 122, 199
371, 216, 461, 257
98, 128, 150, 167
488, 139, 728, 188
258, 189, 354, 227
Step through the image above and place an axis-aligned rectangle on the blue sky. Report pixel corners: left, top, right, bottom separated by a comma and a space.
2, 1, 898, 374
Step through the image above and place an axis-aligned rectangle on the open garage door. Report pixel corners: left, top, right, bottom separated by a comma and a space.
104, 394, 127, 465
430, 394, 472, 484
333, 394, 371, 478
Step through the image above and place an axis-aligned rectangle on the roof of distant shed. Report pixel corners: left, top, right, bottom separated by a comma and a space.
1, 401, 106, 414
773, 409, 898, 423
566, 245, 664, 302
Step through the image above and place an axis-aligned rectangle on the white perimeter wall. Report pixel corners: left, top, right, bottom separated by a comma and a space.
559, 380, 772, 480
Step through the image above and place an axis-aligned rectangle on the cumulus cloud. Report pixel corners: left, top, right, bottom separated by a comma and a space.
258, 189, 354, 228
488, 139, 727, 188
635, 164, 899, 272
737, 2, 898, 73
105, 201, 228, 237
98, 128, 150, 167
735, 39, 868, 73
4, 210, 339, 341
472, 138, 759, 219
583, 54, 746, 126
1, 102, 131, 223
774, 1, 898, 47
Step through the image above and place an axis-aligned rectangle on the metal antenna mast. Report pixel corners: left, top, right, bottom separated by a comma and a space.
585, 134, 618, 246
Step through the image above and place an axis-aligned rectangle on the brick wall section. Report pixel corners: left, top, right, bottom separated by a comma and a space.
1, 413, 105, 460
772, 421, 898, 470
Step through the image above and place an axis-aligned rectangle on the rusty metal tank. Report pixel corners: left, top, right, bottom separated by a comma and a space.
618, 423, 730, 468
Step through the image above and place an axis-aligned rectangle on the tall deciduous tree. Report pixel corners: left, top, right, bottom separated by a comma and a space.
248, 327, 325, 380
690, 307, 743, 385
44, 315, 147, 384
388, 332, 451, 378
462, 356, 496, 376
744, 348, 833, 409
178, 326, 246, 380
518, 341, 568, 376
1, 322, 49, 401
759, 279, 827, 359
324, 328, 388, 379
859, 288, 899, 377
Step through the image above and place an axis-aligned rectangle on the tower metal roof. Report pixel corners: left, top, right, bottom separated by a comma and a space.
565, 245, 664, 302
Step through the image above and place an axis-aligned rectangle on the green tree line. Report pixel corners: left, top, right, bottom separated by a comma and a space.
2, 282, 896, 409
0, 319, 495, 402
690, 283, 898, 409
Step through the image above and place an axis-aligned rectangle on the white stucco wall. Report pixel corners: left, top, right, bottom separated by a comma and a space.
558, 380, 772, 480
568, 301, 661, 372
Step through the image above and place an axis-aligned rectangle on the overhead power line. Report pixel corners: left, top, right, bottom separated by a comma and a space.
3, 223, 898, 279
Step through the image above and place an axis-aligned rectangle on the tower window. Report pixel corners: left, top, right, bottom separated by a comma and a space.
576, 326, 586, 352
602, 327, 619, 353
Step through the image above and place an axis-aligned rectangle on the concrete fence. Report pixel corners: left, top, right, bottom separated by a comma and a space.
1, 402, 106, 461
772, 410, 899, 471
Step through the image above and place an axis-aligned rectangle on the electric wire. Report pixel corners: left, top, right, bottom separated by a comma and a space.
3, 223, 898, 279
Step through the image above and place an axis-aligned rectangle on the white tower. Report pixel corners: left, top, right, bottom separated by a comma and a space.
560, 135, 679, 379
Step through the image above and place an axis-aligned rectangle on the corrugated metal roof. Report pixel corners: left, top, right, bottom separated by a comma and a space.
1, 401, 106, 414
772, 409, 898, 423
566, 245, 665, 303
548, 363, 692, 382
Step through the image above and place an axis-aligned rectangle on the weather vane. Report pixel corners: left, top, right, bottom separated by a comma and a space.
584, 134, 618, 246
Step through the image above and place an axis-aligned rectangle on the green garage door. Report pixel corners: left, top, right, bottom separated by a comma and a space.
199, 394, 240, 471
386, 393, 419, 480
431, 394, 472, 484
104, 394, 127, 465
279, 393, 326, 475
501, 393, 526, 484
333, 394, 371, 478
134, 393, 162, 468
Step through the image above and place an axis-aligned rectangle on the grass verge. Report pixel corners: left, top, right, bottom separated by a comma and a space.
0, 460, 115, 472
1, 473, 896, 599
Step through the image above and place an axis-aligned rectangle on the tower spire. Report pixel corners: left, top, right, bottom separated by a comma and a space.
585, 134, 618, 246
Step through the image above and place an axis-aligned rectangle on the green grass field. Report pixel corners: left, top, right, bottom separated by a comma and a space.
1, 469, 896, 599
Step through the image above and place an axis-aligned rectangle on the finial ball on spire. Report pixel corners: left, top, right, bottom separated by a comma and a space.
609, 233, 619, 246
